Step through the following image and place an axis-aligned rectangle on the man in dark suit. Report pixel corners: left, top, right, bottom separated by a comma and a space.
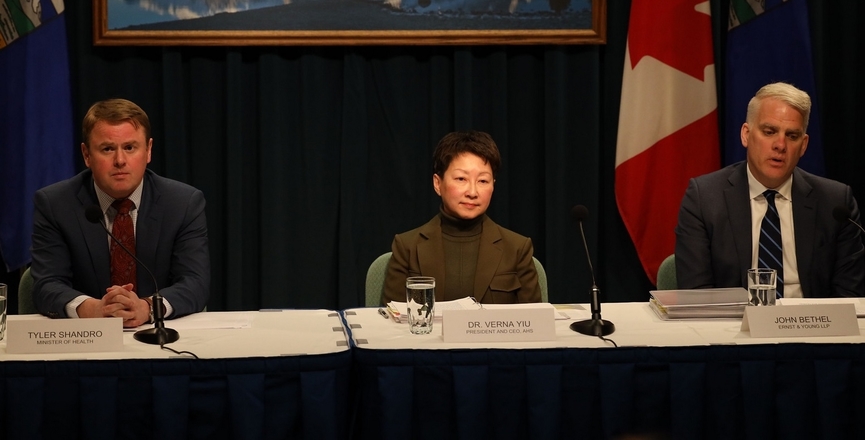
384, 131, 540, 304
675, 83, 864, 297
31, 99, 210, 326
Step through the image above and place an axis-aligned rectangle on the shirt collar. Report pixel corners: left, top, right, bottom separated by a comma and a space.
746, 164, 793, 202
93, 179, 145, 215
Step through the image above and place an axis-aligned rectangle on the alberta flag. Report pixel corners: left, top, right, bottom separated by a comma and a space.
615, 0, 720, 285
725, 0, 823, 174
0, 0, 75, 271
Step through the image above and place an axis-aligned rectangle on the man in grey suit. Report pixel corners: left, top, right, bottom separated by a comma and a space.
675, 82, 864, 298
31, 99, 210, 327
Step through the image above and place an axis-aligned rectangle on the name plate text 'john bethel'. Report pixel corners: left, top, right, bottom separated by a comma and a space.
5, 317, 123, 354
442, 304, 556, 343
741, 303, 859, 338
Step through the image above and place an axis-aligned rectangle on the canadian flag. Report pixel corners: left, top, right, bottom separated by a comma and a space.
615, 0, 720, 285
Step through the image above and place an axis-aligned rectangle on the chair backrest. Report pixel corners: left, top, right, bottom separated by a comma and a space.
533, 257, 549, 303
656, 254, 677, 290
19, 266, 37, 314
365, 252, 392, 307
365, 252, 550, 306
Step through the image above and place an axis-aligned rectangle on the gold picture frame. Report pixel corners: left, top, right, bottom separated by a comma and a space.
93, 0, 606, 46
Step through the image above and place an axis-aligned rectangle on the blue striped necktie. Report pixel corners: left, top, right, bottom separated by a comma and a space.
758, 190, 783, 298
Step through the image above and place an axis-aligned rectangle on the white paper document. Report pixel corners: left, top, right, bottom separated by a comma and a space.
778, 297, 865, 317
386, 298, 570, 322
386, 296, 478, 322
484, 302, 573, 320
128, 312, 255, 331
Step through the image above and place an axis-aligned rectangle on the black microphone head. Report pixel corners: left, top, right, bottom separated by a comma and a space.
85, 205, 104, 224
571, 205, 589, 222
833, 206, 852, 223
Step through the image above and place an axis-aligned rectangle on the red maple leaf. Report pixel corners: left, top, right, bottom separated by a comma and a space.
627, 0, 715, 81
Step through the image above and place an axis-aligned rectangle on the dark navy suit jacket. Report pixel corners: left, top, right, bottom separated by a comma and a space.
675, 161, 864, 297
31, 169, 210, 318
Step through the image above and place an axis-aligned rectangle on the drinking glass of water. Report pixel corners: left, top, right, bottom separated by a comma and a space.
747, 268, 777, 306
406, 276, 435, 334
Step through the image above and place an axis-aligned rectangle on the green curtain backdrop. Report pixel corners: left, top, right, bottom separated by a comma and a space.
32, 1, 861, 311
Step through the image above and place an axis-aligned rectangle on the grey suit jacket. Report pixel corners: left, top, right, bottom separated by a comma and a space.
31, 169, 211, 317
675, 161, 864, 297
383, 214, 541, 304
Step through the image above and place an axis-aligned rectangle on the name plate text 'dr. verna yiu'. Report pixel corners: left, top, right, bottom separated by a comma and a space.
442, 304, 556, 343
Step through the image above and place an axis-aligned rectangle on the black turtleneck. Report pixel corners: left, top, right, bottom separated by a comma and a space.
439, 208, 484, 301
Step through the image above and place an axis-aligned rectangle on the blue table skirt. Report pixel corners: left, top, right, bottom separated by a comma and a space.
351, 344, 865, 440
0, 351, 351, 440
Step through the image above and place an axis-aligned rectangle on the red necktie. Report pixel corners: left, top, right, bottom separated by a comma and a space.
110, 198, 137, 292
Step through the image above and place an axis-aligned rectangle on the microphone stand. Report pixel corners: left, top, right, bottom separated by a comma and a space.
86, 205, 179, 345
569, 283, 615, 336
569, 212, 615, 337
134, 293, 179, 345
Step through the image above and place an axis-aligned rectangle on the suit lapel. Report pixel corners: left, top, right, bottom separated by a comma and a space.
416, 217, 447, 285
791, 169, 816, 295
77, 182, 111, 291
725, 164, 753, 286
473, 216, 502, 303
414, 214, 502, 301
136, 172, 162, 296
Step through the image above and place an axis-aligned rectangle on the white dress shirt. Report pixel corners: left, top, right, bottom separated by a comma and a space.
746, 166, 802, 298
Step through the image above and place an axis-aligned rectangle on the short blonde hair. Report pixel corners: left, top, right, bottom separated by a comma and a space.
746, 82, 811, 132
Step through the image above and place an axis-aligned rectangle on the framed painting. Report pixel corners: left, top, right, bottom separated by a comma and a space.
93, 0, 606, 46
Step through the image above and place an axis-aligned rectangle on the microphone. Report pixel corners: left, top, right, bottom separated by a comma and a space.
568, 205, 615, 337
85, 205, 179, 345
833, 205, 865, 236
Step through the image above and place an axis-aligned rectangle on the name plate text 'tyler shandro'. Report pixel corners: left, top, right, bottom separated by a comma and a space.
5, 317, 123, 354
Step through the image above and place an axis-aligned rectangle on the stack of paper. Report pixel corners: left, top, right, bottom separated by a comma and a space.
385, 296, 479, 322
649, 288, 749, 320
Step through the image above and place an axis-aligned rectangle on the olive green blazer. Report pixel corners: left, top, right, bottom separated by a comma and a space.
383, 214, 541, 304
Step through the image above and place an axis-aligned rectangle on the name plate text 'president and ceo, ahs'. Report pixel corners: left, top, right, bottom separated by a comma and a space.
441, 303, 556, 343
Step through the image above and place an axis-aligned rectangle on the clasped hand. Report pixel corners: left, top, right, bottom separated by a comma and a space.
77, 284, 151, 327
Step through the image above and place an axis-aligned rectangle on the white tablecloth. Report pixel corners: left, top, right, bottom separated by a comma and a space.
1, 309, 349, 361
345, 301, 865, 350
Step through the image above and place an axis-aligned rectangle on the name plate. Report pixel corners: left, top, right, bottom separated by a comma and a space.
5, 318, 124, 354
442, 305, 556, 343
740, 304, 859, 338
